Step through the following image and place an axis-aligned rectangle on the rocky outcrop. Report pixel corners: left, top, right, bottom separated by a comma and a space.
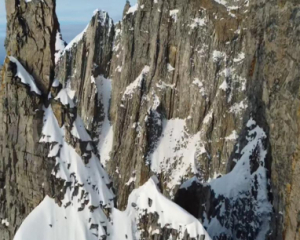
0, 0, 60, 239
260, 1, 300, 239
1, 0, 300, 239
55, 0, 299, 239
1, 4, 211, 239
106, 0, 248, 208
55, 10, 114, 143
0, 55, 59, 240
106, 1, 300, 239
5, 0, 59, 94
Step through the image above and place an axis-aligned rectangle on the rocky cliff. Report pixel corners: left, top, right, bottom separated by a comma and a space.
1, 0, 300, 240
106, 1, 300, 239
4, 0, 60, 94
55, 10, 115, 144
0, 0, 60, 239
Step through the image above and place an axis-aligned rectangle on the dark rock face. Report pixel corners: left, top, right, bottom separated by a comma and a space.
55, 10, 115, 141
175, 119, 273, 240
54, 0, 300, 239
1, 0, 300, 239
5, 0, 59, 94
105, 0, 252, 210
101, 0, 300, 239
0, 59, 59, 240
0, 0, 60, 239
259, 2, 300, 239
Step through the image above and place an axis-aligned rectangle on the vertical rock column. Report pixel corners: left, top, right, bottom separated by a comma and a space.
0, 1, 59, 239
5, 0, 59, 94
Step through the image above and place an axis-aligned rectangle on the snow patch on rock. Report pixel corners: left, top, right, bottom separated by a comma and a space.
122, 66, 150, 100
94, 76, 114, 166
127, 4, 138, 15
8, 56, 41, 95
225, 130, 238, 141
150, 118, 207, 196
204, 118, 272, 239
55, 88, 75, 108
55, 31, 66, 64
63, 24, 89, 53
169, 9, 179, 22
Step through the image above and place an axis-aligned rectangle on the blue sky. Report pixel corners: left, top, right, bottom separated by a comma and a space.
0, 0, 137, 63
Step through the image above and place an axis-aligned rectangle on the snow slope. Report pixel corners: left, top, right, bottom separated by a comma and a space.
150, 118, 207, 197
93, 75, 114, 166
15, 99, 211, 240
111, 177, 211, 240
20, 103, 115, 240
203, 118, 272, 239
15, 90, 210, 240
12, 19, 212, 240
14, 196, 110, 240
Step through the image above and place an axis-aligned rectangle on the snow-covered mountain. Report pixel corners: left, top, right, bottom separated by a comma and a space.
12, 77, 210, 240
1, 0, 300, 240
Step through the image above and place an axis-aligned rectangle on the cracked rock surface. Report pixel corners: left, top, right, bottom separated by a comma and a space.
1, 0, 300, 239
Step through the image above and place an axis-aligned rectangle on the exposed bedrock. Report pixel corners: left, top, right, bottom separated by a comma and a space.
1, 0, 300, 239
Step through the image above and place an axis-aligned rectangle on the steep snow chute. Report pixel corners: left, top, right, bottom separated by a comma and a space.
13, 64, 211, 240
